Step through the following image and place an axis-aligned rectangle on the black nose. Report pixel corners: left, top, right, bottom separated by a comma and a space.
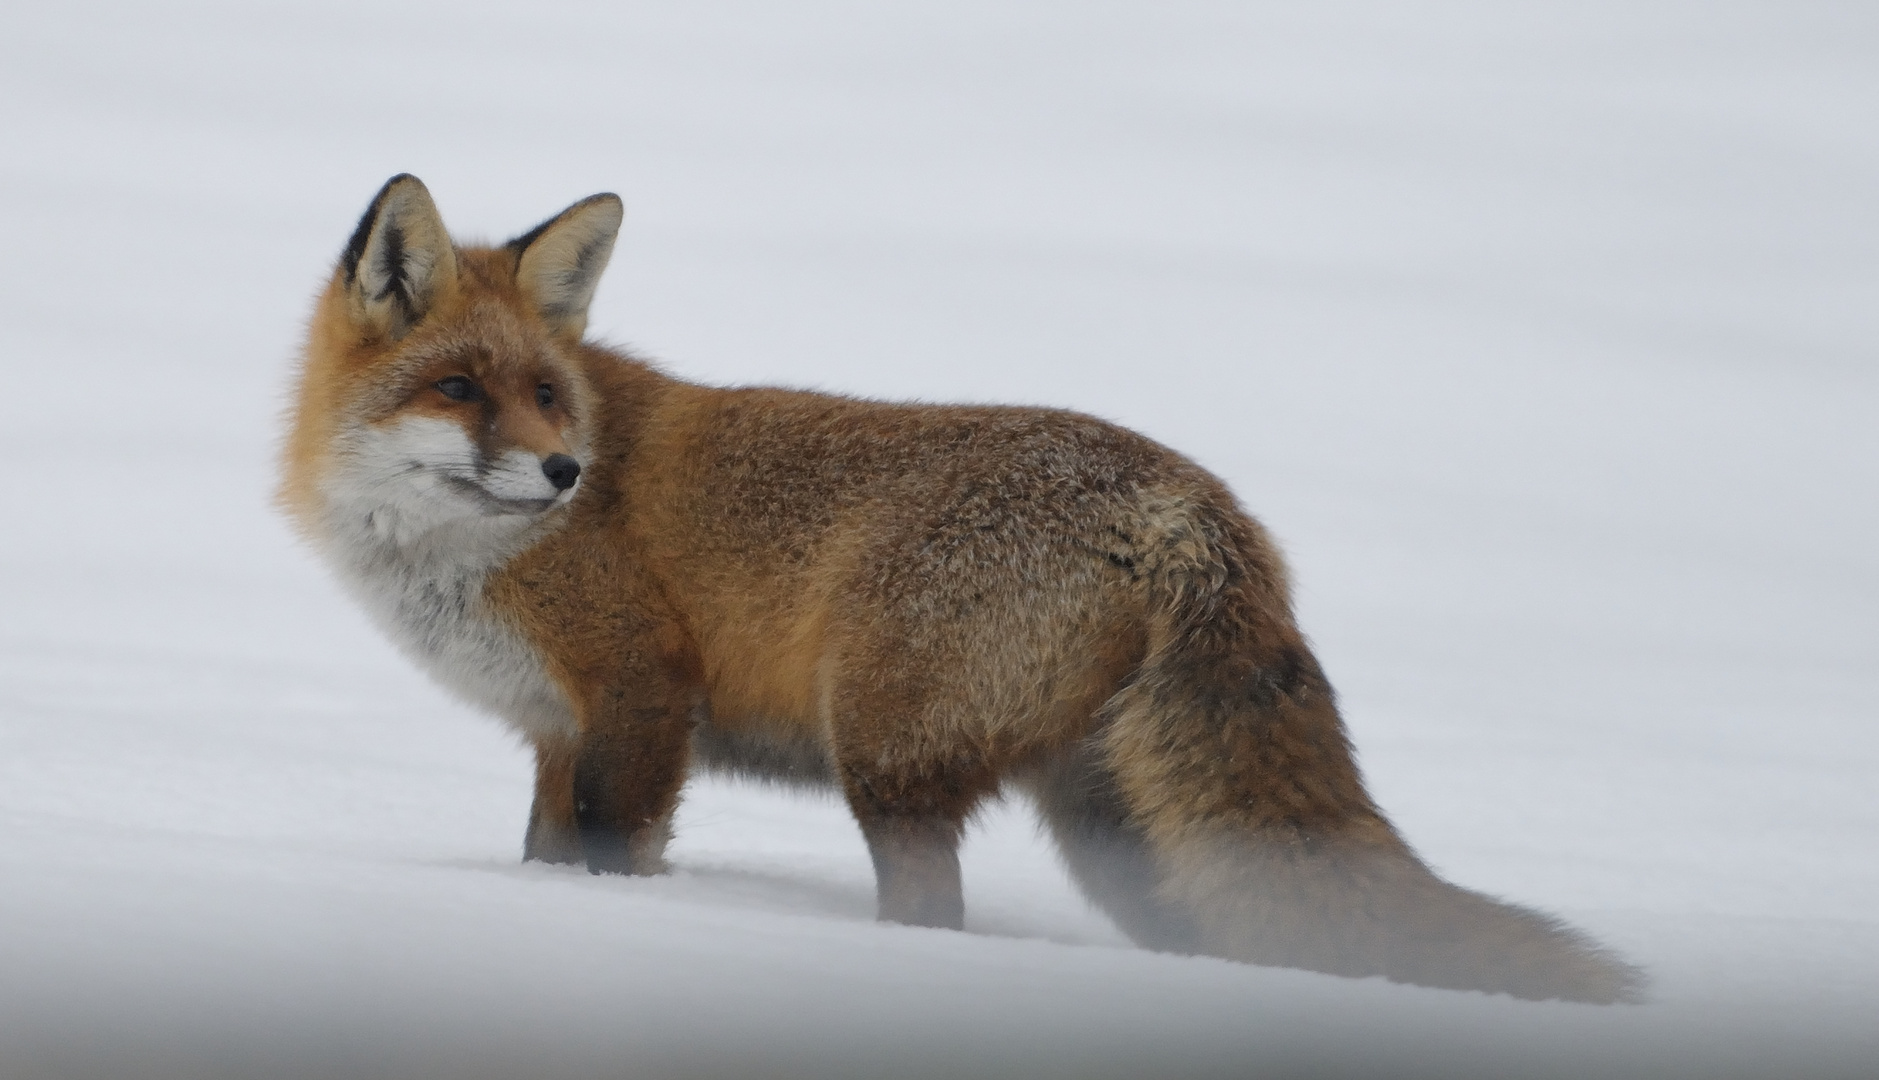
542, 454, 581, 492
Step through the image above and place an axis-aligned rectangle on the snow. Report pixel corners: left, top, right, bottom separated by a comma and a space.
2, 1, 1876, 1076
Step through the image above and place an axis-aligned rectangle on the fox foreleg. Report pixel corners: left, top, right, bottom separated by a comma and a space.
524, 736, 583, 865
571, 684, 693, 877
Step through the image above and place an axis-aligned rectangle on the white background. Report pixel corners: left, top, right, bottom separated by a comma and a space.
1, 2, 1875, 1076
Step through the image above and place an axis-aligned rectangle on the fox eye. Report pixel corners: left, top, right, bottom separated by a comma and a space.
436, 376, 482, 402
536, 383, 555, 408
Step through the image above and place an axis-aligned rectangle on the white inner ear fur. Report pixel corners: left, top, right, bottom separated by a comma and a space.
516, 195, 622, 338
354, 181, 458, 337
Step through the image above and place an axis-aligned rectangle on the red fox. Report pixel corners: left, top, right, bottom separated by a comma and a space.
280, 175, 1640, 1003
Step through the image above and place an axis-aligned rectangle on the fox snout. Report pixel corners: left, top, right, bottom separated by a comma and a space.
472, 441, 581, 509
480, 419, 581, 505
542, 454, 580, 491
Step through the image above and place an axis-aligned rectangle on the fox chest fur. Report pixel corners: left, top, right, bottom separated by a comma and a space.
323, 511, 580, 741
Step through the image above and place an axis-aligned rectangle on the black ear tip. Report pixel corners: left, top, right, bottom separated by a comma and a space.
343, 174, 431, 282
382, 175, 434, 203
371, 173, 425, 202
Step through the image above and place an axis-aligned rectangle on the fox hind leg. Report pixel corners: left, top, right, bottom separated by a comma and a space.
1026, 740, 1199, 954
838, 755, 997, 931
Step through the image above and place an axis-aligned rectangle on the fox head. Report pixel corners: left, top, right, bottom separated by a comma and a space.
282, 175, 622, 553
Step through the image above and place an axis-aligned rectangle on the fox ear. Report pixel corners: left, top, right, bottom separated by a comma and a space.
507, 193, 623, 339
340, 174, 458, 340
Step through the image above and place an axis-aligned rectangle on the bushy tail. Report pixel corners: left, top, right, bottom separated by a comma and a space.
1050, 495, 1642, 1003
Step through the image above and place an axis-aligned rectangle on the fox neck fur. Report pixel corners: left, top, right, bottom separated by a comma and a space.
318, 493, 581, 741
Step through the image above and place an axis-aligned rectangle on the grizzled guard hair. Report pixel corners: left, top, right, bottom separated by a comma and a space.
281, 174, 1643, 1005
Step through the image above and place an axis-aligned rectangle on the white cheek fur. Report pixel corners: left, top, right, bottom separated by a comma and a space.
324, 415, 578, 545
321, 415, 483, 546
378, 414, 481, 471
311, 414, 580, 741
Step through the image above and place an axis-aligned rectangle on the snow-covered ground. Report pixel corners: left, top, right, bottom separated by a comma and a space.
3, 2, 1876, 1076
